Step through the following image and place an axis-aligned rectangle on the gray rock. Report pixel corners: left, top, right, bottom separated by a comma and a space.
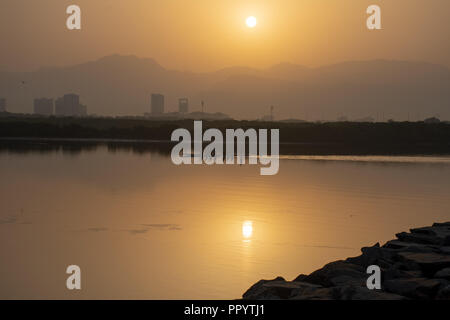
436, 285, 450, 300
433, 222, 450, 227
383, 240, 439, 253
290, 287, 337, 300
434, 267, 450, 280
293, 274, 308, 282
384, 278, 445, 299
242, 277, 323, 300
384, 263, 423, 281
289, 282, 328, 299
439, 247, 450, 255
397, 251, 450, 276
337, 285, 406, 300
291, 285, 406, 300
346, 243, 396, 267
411, 226, 450, 236
410, 226, 450, 245
396, 232, 441, 245
242, 277, 285, 299
303, 261, 366, 287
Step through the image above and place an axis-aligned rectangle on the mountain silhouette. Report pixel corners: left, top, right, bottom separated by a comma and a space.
0, 55, 449, 120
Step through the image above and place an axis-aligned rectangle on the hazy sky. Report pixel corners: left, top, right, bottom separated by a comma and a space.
1, 0, 449, 71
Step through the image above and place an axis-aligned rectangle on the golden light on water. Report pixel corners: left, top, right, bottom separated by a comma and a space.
246, 16, 257, 28
242, 221, 253, 239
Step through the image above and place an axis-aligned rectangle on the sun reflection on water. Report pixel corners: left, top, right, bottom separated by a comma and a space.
242, 221, 253, 242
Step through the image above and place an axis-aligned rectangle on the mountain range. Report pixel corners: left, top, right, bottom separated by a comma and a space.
0, 54, 449, 120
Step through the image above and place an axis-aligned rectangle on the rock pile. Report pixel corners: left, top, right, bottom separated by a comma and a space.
243, 222, 450, 300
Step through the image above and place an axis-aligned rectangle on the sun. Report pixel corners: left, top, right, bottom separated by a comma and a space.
246, 16, 257, 28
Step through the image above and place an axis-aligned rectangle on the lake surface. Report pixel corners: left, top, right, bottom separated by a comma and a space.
1, 144, 450, 299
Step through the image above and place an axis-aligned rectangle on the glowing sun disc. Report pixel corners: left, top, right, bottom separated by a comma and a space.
246, 16, 257, 28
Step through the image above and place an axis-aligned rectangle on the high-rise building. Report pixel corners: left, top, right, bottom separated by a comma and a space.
179, 98, 189, 113
64, 94, 80, 115
55, 97, 65, 116
0, 98, 6, 112
54, 94, 87, 116
151, 94, 164, 115
34, 98, 54, 116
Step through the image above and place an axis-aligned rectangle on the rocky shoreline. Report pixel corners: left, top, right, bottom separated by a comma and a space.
243, 222, 450, 300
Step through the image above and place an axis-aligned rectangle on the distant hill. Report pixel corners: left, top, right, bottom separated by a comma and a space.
0, 55, 449, 120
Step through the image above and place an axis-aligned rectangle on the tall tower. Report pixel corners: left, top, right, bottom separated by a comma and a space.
63, 94, 80, 115
151, 94, 165, 115
178, 98, 189, 113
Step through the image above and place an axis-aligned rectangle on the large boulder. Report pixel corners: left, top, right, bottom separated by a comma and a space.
434, 267, 450, 280
409, 226, 450, 245
337, 285, 406, 300
242, 277, 323, 300
395, 232, 441, 245
383, 240, 439, 253
346, 243, 396, 267
383, 263, 423, 281
433, 222, 450, 227
436, 285, 450, 300
242, 277, 285, 299
397, 251, 450, 276
301, 261, 367, 287
384, 278, 447, 299
395, 224, 450, 246
290, 287, 337, 300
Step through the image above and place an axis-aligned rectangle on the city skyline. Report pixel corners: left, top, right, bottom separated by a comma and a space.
0, 54, 449, 121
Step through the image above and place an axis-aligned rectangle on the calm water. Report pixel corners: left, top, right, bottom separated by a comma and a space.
1, 145, 450, 299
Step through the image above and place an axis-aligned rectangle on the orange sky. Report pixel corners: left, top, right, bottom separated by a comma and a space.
1, 0, 449, 71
